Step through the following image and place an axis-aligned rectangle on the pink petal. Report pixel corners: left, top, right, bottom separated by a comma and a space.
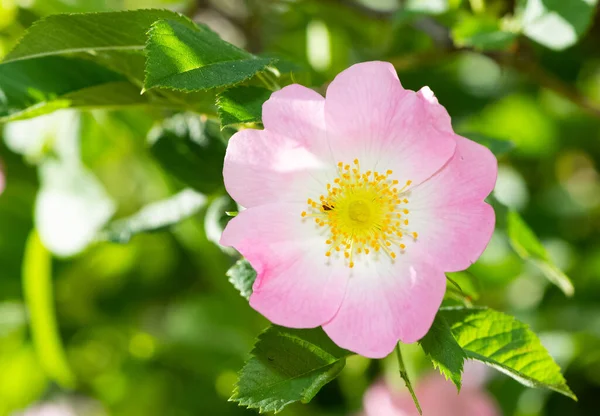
322, 259, 446, 358
223, 85, 331, 208
406, 136, 497, 272
220, 203, 347, 327
324, 61, 455, 188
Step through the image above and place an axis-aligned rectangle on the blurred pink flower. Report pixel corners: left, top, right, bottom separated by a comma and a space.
0, 159, 5, 195
361, 362, 500, 416
221, 61, 497, 357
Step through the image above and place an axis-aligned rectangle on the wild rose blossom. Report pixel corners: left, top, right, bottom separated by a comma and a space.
221, 61, 497, 358
361, 362, 500, 416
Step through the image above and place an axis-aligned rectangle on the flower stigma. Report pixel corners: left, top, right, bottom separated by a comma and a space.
301, 159, 418, 268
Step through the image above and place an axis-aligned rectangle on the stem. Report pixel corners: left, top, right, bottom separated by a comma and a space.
23, 230, 76, 388
395, 343, 422, 415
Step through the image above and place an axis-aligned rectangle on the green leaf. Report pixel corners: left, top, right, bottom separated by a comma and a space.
451, 14, 517, 51
144, 19, 274, 92
226, 259, 257, 300
463, 132, 514, 156
0, 56, 145, 121
440, 306, 576, 400
507, 210, 574, 296
420, 314, 466, 390
217, 86, 272, 129
149, 114, 226, 194
99, 189, 207, 243
4, 9, 192, 63
233, 326, 352, 413
518, 0, 598, 50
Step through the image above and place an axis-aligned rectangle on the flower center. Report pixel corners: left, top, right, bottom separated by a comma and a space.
301, 159, 418, 268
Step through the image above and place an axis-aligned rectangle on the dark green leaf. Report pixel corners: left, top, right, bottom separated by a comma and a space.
144, 19, 274, 92
0, 56, 144, 121
4, 9, 193, 62
420, 314, 466, 390
518, 0, 598, 50
440, 307, 576, 400
149, 114, 226, 194
99, 189, 207, 243
226, 259, 257, 300
463, 132, 514, 156
233, 326, 352, 413
217, 86, 272, 129
507, 210, 574, 296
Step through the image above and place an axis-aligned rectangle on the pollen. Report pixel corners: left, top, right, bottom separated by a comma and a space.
301, 159, 418, 267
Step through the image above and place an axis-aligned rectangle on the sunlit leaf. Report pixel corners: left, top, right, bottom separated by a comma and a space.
451, 14, 517, 51
507, 210, 574, 296
233, 326, 352, 413
144, 19, 274, 92
518, 0, 598, 50
100, 189, 207, 243
226, 259, 257, 300
440, 306, 576, 400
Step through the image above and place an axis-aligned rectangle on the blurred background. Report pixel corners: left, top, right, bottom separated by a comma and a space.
1, 0, 600, 415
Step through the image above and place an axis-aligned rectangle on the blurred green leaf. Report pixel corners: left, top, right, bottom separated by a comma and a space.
149, 114, 226, 194
507, 210, 574, 296
217, 86, 272, 129
100, 189, 207, 243
22, 230, 75, 388
441, 306, 576, 400
420, 314, 466, 390
3, 9, 192, 62
463, 132, 514, 156
451, 14, 517, 51
518, 0, 598, 50
233, 326, 352, 413
144, 19, 274, 92
226, 259, 257, 300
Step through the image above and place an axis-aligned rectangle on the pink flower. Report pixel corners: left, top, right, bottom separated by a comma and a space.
221, 61, 497, 357
361, 363, 500, 416
0, 159, 5, 195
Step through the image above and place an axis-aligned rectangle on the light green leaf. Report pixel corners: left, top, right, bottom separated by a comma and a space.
144, 19, 275, 92
452, 14, 517, 51
420, 314, 466, 390
518, 0, 598, 50
217, 86, 272, 129
440, 307, 576, 400
507, 210, 574, 296
464, 132, 514, 156
99, 189, 207, 244
4, 9, 192, 62
226, 259, 257, 300
148, 114, 226, 194
233, 326, 352, 413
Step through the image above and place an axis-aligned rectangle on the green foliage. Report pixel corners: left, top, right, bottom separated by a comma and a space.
440, 307, 576, 400
232, 326, 352, 413
217, 86, 272, 128
0, 57, 138, 121
226, 259, 257, 300
420, 314, 466, 390
100, 189, 207, 243
144, 19, 274, 92
464, 132, 515, 156
507, 210, 574, 296
518, 0, 598, 50
4, 9, 191, 62
451, 14, 517, 51
149, 113, 226, 194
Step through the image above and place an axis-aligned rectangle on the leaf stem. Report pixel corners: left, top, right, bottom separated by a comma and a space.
395, 342, 422, 415
23, 230, 76, 388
